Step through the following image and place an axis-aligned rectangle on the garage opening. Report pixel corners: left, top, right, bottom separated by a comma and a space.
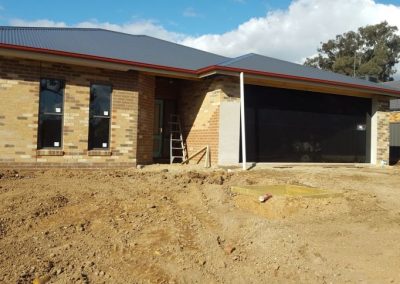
389, 122, 400, 165
242, 85, 371, 163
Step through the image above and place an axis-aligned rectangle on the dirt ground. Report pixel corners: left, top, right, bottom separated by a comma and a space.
1, 164, 400, 284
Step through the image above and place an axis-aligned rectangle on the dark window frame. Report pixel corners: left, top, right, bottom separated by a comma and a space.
37, 78, 65, 150
88, 83, 113, 151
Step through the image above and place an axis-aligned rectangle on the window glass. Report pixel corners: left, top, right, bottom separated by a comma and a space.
90, 84, 112, 116
88, 84, 112, 149
38, 115, 63, 148
37, 79, 64, 149
88, 117, 110, 149
39, 79, 64, 114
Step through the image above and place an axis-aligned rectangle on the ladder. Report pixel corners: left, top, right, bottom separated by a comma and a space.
169, 114, 187, 164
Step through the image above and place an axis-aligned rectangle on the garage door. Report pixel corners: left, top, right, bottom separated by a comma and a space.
243, 85, 371, 163
390, 123, 400, 165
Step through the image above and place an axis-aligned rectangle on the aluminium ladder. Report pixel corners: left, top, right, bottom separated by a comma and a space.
169, 114, 187, 164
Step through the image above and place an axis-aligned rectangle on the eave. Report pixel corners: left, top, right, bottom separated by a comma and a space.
1, 43, 400, 97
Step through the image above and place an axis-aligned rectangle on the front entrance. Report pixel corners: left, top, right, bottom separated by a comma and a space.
153, 99, 163, 158
153, 76, 181, 161
153, 98, 178, 160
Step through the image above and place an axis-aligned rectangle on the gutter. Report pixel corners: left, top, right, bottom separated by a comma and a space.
0, 43, 199, 75
197, 65, 400, 97
1, 43, 400, 97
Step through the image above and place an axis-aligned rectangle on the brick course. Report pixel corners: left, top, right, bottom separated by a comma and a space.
0, 56, 154, 168
389, 112, 400, 123
180, 76, 239, 165
376, 97, 391, 163
136, 74, 155, 164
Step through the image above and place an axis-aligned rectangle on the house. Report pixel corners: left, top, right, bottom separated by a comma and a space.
1, 26, 400, 168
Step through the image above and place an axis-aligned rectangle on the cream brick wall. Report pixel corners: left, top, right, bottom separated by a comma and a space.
376, 97, 390, 163
180, 76, 240, 165
137, 74, 155, 164
390, 112, 400, 123
0, 56, 154, 168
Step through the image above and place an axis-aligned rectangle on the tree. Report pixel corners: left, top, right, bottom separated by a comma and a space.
304, 22, 400, 82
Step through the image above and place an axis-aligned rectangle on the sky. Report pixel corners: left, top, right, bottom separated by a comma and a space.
1, 0, 400, 78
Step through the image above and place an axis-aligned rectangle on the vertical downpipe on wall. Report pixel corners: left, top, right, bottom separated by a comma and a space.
370, 98, 378, 165
240, 72, 247, 170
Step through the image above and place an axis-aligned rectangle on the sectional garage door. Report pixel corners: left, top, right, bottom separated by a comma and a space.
243, 85, 372, 163
390, 123, 400, 165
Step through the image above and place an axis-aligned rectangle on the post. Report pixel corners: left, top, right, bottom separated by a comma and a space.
240, 72, 247, 170
370, 98, 378, 164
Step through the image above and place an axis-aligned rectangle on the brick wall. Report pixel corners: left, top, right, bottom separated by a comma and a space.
389, 112, 400, 123
136, 74, 155, 164
179, 76, 239, 165
376, 97, 390, 163
0, 56, 154, 168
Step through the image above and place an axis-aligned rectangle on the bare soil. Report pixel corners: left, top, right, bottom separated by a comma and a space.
1, 165, 400, 283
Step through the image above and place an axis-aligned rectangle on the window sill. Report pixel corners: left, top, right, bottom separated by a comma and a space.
87, 150, 112, 156
37, 149, 64, 156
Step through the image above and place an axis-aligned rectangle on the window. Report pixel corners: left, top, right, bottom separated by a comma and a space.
37, 78, 65, 149
390, 99, 400, 111
88, 84, 112, 150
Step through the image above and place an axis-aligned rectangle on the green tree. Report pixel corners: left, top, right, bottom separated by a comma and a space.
304, 22, 400, 82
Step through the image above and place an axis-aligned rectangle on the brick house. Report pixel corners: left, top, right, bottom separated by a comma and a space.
1, 27, 400, 168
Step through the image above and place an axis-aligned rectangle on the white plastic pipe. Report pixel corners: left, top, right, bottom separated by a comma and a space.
240, 72, 247, 170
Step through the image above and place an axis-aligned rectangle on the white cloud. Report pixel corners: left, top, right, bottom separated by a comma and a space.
183, 7, 200, 18
75, 20, 184, 41
7, 0, 400, 79
9, 18, 184, 42
180, 0, 400, 78
181, 0, 400, 61
9, 19, 67, 27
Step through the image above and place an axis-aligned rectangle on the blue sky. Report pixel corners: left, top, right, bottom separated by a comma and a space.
0, 0, 294, 34
1, 0, 400, 78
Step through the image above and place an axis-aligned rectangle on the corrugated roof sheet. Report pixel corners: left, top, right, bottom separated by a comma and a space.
0, 27, 399, 95
0, 27, 229, 70
219, 53, 400, 92
383, 81, 400, 109
383, 81, 400, 90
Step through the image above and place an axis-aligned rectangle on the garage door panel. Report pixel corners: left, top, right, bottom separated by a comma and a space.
243, 85, 371, 163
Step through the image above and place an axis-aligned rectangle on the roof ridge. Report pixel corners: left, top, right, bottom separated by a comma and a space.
0, 26, 229, 59
233, 52, 372, 83
218, 53, 256, 66
0, 26, 104, 31
95, 28, 229, 59
219, 52, 400, 89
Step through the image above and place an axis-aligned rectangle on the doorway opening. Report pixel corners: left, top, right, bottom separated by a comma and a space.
153, 77, 181, 163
